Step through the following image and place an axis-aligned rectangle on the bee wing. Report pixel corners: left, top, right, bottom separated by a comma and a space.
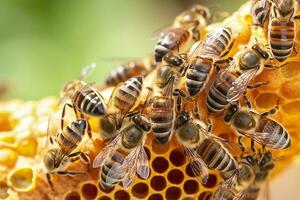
46, 112, 54, 148
78, 62, 96, 80
226, 68, 258, 102
213, 182, 234, 200
136, 146, 150, 179
233, 189, 250, 200
92, 134, 121, 168
184, 146, 209, 184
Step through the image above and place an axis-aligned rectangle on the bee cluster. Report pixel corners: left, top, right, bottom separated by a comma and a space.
42, 0, 300, 199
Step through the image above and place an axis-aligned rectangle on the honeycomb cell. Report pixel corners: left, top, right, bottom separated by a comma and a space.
255, 93, 281, 109
166, 186, 182, 200
148, 193, 164, 200
167, 169, 184, 184
16, 136, 38, 157
150, 176, 167, 191
132, 182, 149, 198
198, 191, 212, 200
281, 79, 300, 99
0, 149, 18, 168
169, 148, 186, 167
152, 156, 169, 173
151, 139, 170, 154
65, 192, 81, 200
0, 182, 9, 199
184, 180, 199, 194
114, 190, 130, 200
97, 197, 111, 200
185, 163, 196, 178
0, 113, 13, 131
201, 174, 217, 188
282, 101, 300, 116
281, 61, 300, 78
8, 167, 34, 192
81, 183, 98, 200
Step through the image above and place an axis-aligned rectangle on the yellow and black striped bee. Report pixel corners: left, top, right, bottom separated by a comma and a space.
206, 43, 271, 113
251, 0, 272, 27
184, 26, 235, 97
44, 119, 90, 188
93, 114, 151, 190
224, 99, 291, 151
268, 0, 300, 62
174, 111, 238, 184
213, 150, 275, 200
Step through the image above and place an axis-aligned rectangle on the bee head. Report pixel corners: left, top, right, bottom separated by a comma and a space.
44, 149, 59, 171
60, 80, 83, 98
175, 111, 190, 129
259, 151, 275, 171
72, 119, 87, 135
224, 104, 238, 123
276, 0, 294, 15
132, 115, 151, 132
163, 52, 185, 69
191, 4, 212, 22
252, 43, 269, 60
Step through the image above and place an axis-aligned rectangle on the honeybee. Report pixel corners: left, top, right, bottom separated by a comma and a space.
251, 0, 272, 27
44, 119, 90, 188
93, 114, 151, 190
174, 111, 238, 184
213, 150, 275, 200
106, 76, 144, 129
268, 0, 300, 62
206, 43, 271, 113
184, 26, 235, 97
224, 99, 291, 150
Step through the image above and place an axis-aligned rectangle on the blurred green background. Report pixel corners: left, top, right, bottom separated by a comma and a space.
0, 0, 244, 100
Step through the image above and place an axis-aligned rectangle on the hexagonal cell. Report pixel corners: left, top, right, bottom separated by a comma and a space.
65, 192, 81, 200
132, 182, 149, 198
169, 148, 186, 167
280, 61, 300, 78
198, 191, 212, 200
0, 113, 13, 131
151, 138, 170, 154
81, 183, 98, 200
166, 186, 182, 200
152, 156, 169, 173
185, 163, 196, 178
150, 176, 167, 191
255, 93, 281, 109
184, 180, 199, 194
8, 167, 34, 192
167, 169, 184, 184
201, 174, 217, 188
282, 101, 300, 115
114, 190, 130, 200
148, 193, 164, 200
281, 79, 300, 99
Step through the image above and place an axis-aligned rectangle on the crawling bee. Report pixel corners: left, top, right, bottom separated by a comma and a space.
224, 98, 291, 151
44, 119, 90, 188
174, 111, 238, 184
251, 0, 272, 27
206, 43, 271, 113
213, 150, 275, 200
184, 26, 235, 97
269, 0, 300, 62
93, 114, 151, 190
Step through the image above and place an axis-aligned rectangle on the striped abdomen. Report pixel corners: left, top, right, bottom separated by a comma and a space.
73, 88, 106, 117
105, 61, 146, 87
57, 120, 86, 153
185, 57, 213, 96
213, 187, 235, 200
202, 27, 233, 57
269, 18, 295, 62
251, 0, 271, 27
150, 96, 174, 144
255, 118, 291, 149
154, 28, 190, 63
100, 149, 129, 190
197, 138, 237, 172
206, 70, 237, 113
113, 76, 143, 111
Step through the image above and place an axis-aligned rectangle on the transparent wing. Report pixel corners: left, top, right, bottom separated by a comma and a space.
79, 62, 96, 80
227, 68, 258, 102
92, 134, 121, 168
184, 147, 209, 184
136, 147, 150, 179
213, 182, 235, 200
233, 189, 250, 200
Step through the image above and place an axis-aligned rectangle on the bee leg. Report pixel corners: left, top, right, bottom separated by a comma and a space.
49, 136, 56, 144
238, 136, 246, 154
213, 57, 232, 71
261, 100, 279, 117
56, 171, 84, 176
251, 139, 256, 154
193, 104, 201, 120
243, 95, 252, 109
247, 81, 269, 89
61, 103, 74, 131
46, 173, 54, 190
87, 121, 93, 140
80, 152, 91, 171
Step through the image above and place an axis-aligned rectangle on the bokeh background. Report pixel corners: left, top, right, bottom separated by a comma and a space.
0, 0, 244, 100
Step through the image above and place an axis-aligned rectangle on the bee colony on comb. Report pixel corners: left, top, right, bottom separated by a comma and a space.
1, 0, 300, 199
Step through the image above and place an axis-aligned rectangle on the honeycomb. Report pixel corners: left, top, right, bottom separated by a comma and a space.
1, 1, 300, 200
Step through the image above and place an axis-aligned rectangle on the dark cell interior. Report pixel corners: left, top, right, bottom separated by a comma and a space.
148, 193, 164, 200
150, 176, 167, 191
184, 180, 199, 194
185, 163, 196, 177
152, 156, 169, 173
198, 191, 212, 200
166, 186, 182, 200
97, 196, 111, 200
151, 138, 170, 154
98, 182, 114, 194
132, 182, 149, 198
167, 169, 184, 184
64, 192, 81, 200
114, 190, 130, 200
81, 183, 98, 199
169, 148, 186, 167
201, 174, 217, 188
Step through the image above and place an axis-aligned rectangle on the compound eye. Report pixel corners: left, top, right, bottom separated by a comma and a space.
246, 156, 254, 164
